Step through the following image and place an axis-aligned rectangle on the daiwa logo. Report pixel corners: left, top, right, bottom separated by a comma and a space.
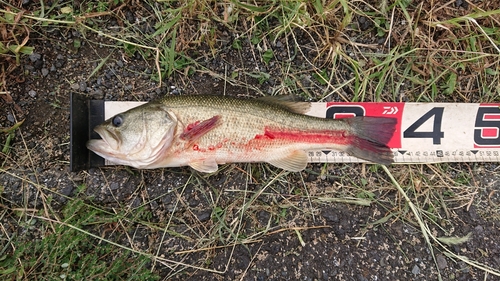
382, 106, 399, 115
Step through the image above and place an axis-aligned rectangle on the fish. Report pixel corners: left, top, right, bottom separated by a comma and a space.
86, 95, 397, 173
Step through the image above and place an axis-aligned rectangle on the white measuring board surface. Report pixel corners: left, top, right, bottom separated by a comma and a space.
103, 101, 500, 164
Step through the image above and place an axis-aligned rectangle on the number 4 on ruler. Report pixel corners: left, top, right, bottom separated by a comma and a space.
403, 107, 444, 144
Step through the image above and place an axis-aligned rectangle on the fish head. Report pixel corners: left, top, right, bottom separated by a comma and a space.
86, 103, 177, 168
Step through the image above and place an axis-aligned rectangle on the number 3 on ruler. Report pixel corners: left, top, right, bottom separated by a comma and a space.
403, 107, 444, 144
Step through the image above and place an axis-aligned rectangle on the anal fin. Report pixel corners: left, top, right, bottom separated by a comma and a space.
267, 150, 308, 172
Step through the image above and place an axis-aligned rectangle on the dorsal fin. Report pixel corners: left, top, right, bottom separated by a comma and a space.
258, 96, 311, 114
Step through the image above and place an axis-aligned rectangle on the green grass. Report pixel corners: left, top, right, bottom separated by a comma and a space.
1, 0, 500, 279
0, 199, 159, 280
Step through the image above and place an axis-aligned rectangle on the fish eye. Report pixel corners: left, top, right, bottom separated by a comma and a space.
112, 115, 124, 127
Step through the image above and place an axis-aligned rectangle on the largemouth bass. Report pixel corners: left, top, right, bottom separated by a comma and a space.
86, 95, 397, 173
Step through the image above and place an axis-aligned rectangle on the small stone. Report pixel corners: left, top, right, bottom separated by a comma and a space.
321, 208, 339, 223
380, 255, 387, 267
197, 211, 211, 222
116, 60, 124, 67
71, 83, 80, 90
109, 182, 119, 190
474, 225, 484, 235
307, 173, 317, 182
411, 265, 420, 275
468, 205, 479, 220
436, 254, 447, 269
41, 68, 49, 77
7, 113, 15, 123
29, 52, 41, 62
28, 90, 37, 98
358, 16, 372, 31
455, 0, 468, 8
79, 81, 87, 92
34, 59, 43, 70
60, 185, 73, 196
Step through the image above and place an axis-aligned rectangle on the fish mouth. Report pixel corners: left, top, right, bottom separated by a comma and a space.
86, 126, 120, 155
86, 137, 131, 167
86, 139, 110, 155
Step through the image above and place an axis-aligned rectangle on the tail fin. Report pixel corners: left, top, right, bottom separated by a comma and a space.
344, 117, 397, 165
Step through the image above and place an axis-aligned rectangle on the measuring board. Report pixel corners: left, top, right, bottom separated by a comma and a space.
69, 93, 500, 171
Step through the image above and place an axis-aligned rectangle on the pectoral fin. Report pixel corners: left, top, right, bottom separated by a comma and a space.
189, 158, 219, 173
267, 150, 308, 172
180, 115, 221, 142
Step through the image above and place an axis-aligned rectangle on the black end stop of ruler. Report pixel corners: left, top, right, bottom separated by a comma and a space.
70, 93, 105, 172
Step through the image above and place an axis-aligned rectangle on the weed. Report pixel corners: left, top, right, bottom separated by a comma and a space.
0, 199, 159, 280
0, 9, 34, 64
245, 71, 271, 84
1, 120, 23, 154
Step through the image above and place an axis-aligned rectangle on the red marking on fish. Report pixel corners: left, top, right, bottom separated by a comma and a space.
253, 127, 351, 145
192, 144, 207, 152
254, 130, 276, 140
